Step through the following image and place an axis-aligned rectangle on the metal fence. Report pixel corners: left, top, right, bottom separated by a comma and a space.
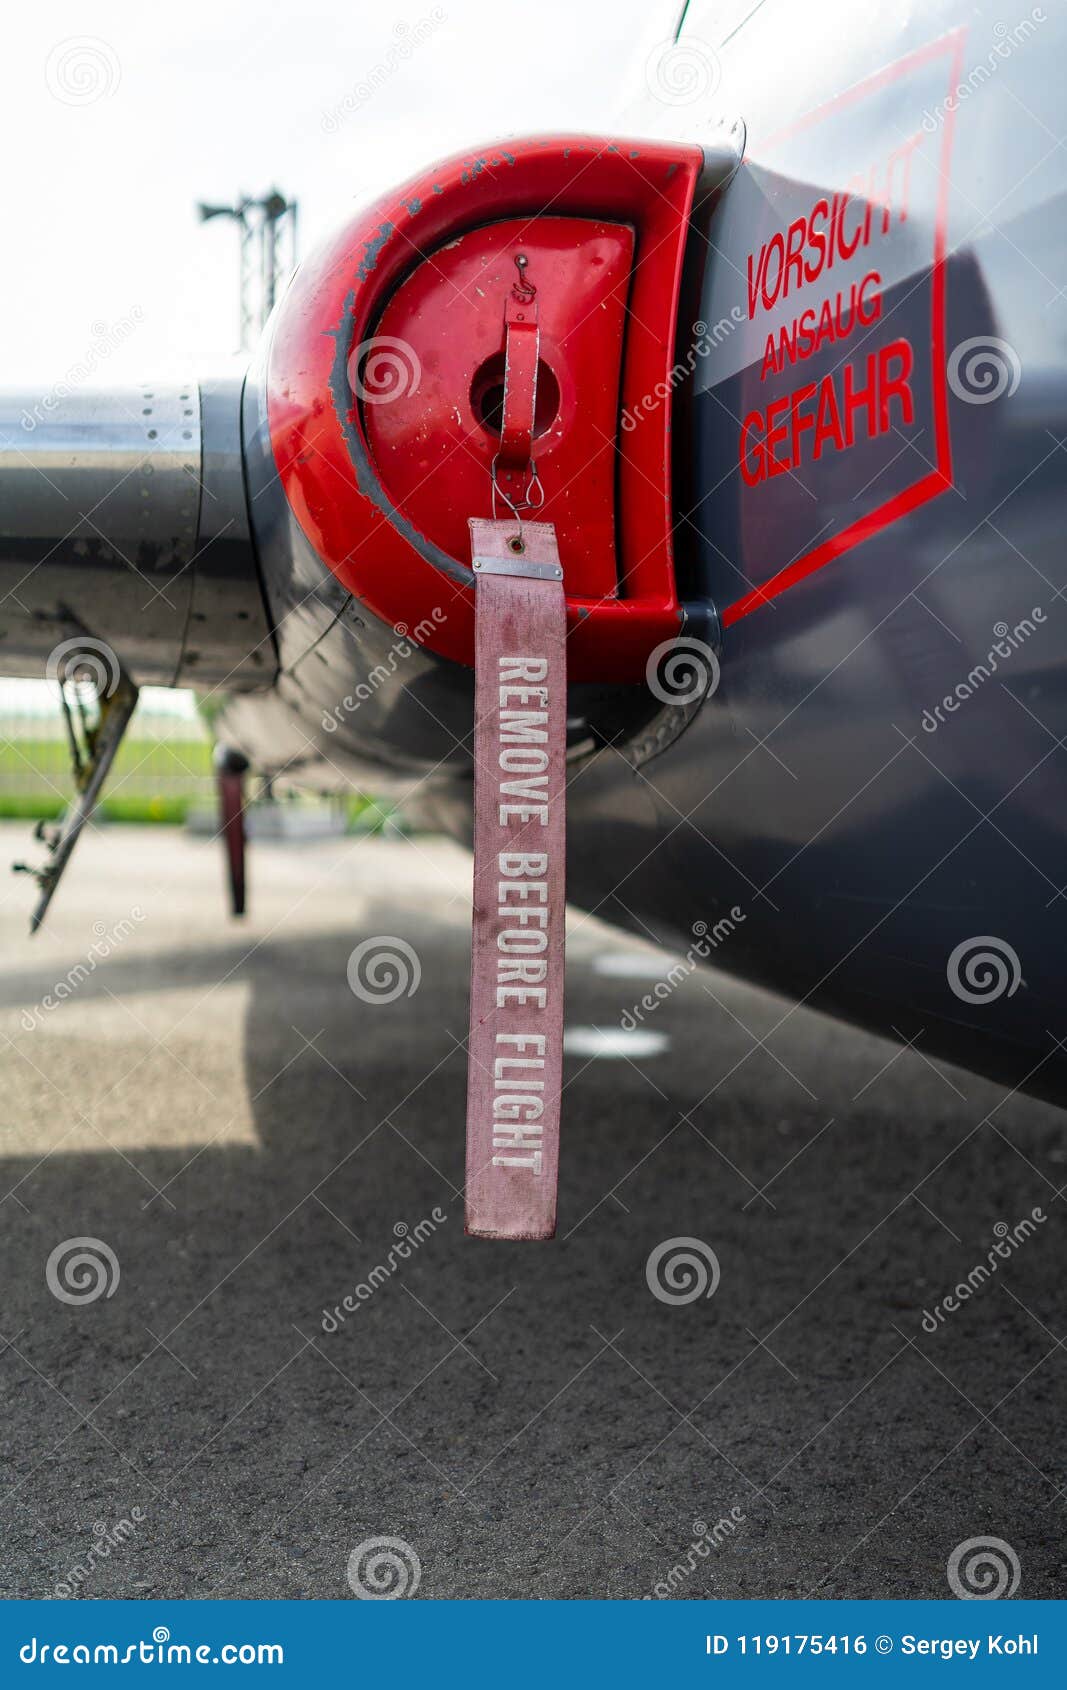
0, 680, 389, 832
0, 681, 214, 823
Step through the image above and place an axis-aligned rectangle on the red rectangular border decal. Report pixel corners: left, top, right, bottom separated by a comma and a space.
722, 28, 967, 628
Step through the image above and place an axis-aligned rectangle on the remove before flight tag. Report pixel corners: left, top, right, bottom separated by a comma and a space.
465, 517, 567, 1240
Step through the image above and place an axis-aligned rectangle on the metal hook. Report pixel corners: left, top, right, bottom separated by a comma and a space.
512, 251, 536, 302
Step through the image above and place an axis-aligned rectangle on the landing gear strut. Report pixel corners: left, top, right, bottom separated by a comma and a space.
214, 746, 250, 917
12, 641, 139, 933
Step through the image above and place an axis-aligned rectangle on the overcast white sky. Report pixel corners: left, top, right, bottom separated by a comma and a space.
0, 0, 685, 386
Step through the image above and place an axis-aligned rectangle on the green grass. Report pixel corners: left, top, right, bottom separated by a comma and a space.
0, 733, 392, 831
0, 735, 213, 825
0, 735, 213, 781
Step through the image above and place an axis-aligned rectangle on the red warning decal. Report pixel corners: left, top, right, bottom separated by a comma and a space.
714, 30, 966, 627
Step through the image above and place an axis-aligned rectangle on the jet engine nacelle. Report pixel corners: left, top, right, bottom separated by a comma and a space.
0, 378, 274, 690
1, 134, 740, 794
250, 134, 712, 685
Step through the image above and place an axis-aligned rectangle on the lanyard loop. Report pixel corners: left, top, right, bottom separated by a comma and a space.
490, 254, 544, 534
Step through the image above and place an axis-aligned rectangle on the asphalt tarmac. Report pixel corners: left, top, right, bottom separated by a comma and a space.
0, 822, 1063, 1601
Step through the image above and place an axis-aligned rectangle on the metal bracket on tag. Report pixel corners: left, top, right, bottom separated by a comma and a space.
470, 518, 564, 582
472, 553, 563, 582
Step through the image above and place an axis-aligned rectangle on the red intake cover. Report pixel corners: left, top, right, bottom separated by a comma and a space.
265, 136, 703, 681
366, 217, 632, 603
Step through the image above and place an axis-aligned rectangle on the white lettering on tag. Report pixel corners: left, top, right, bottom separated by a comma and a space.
491, 1032, 547, 1170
